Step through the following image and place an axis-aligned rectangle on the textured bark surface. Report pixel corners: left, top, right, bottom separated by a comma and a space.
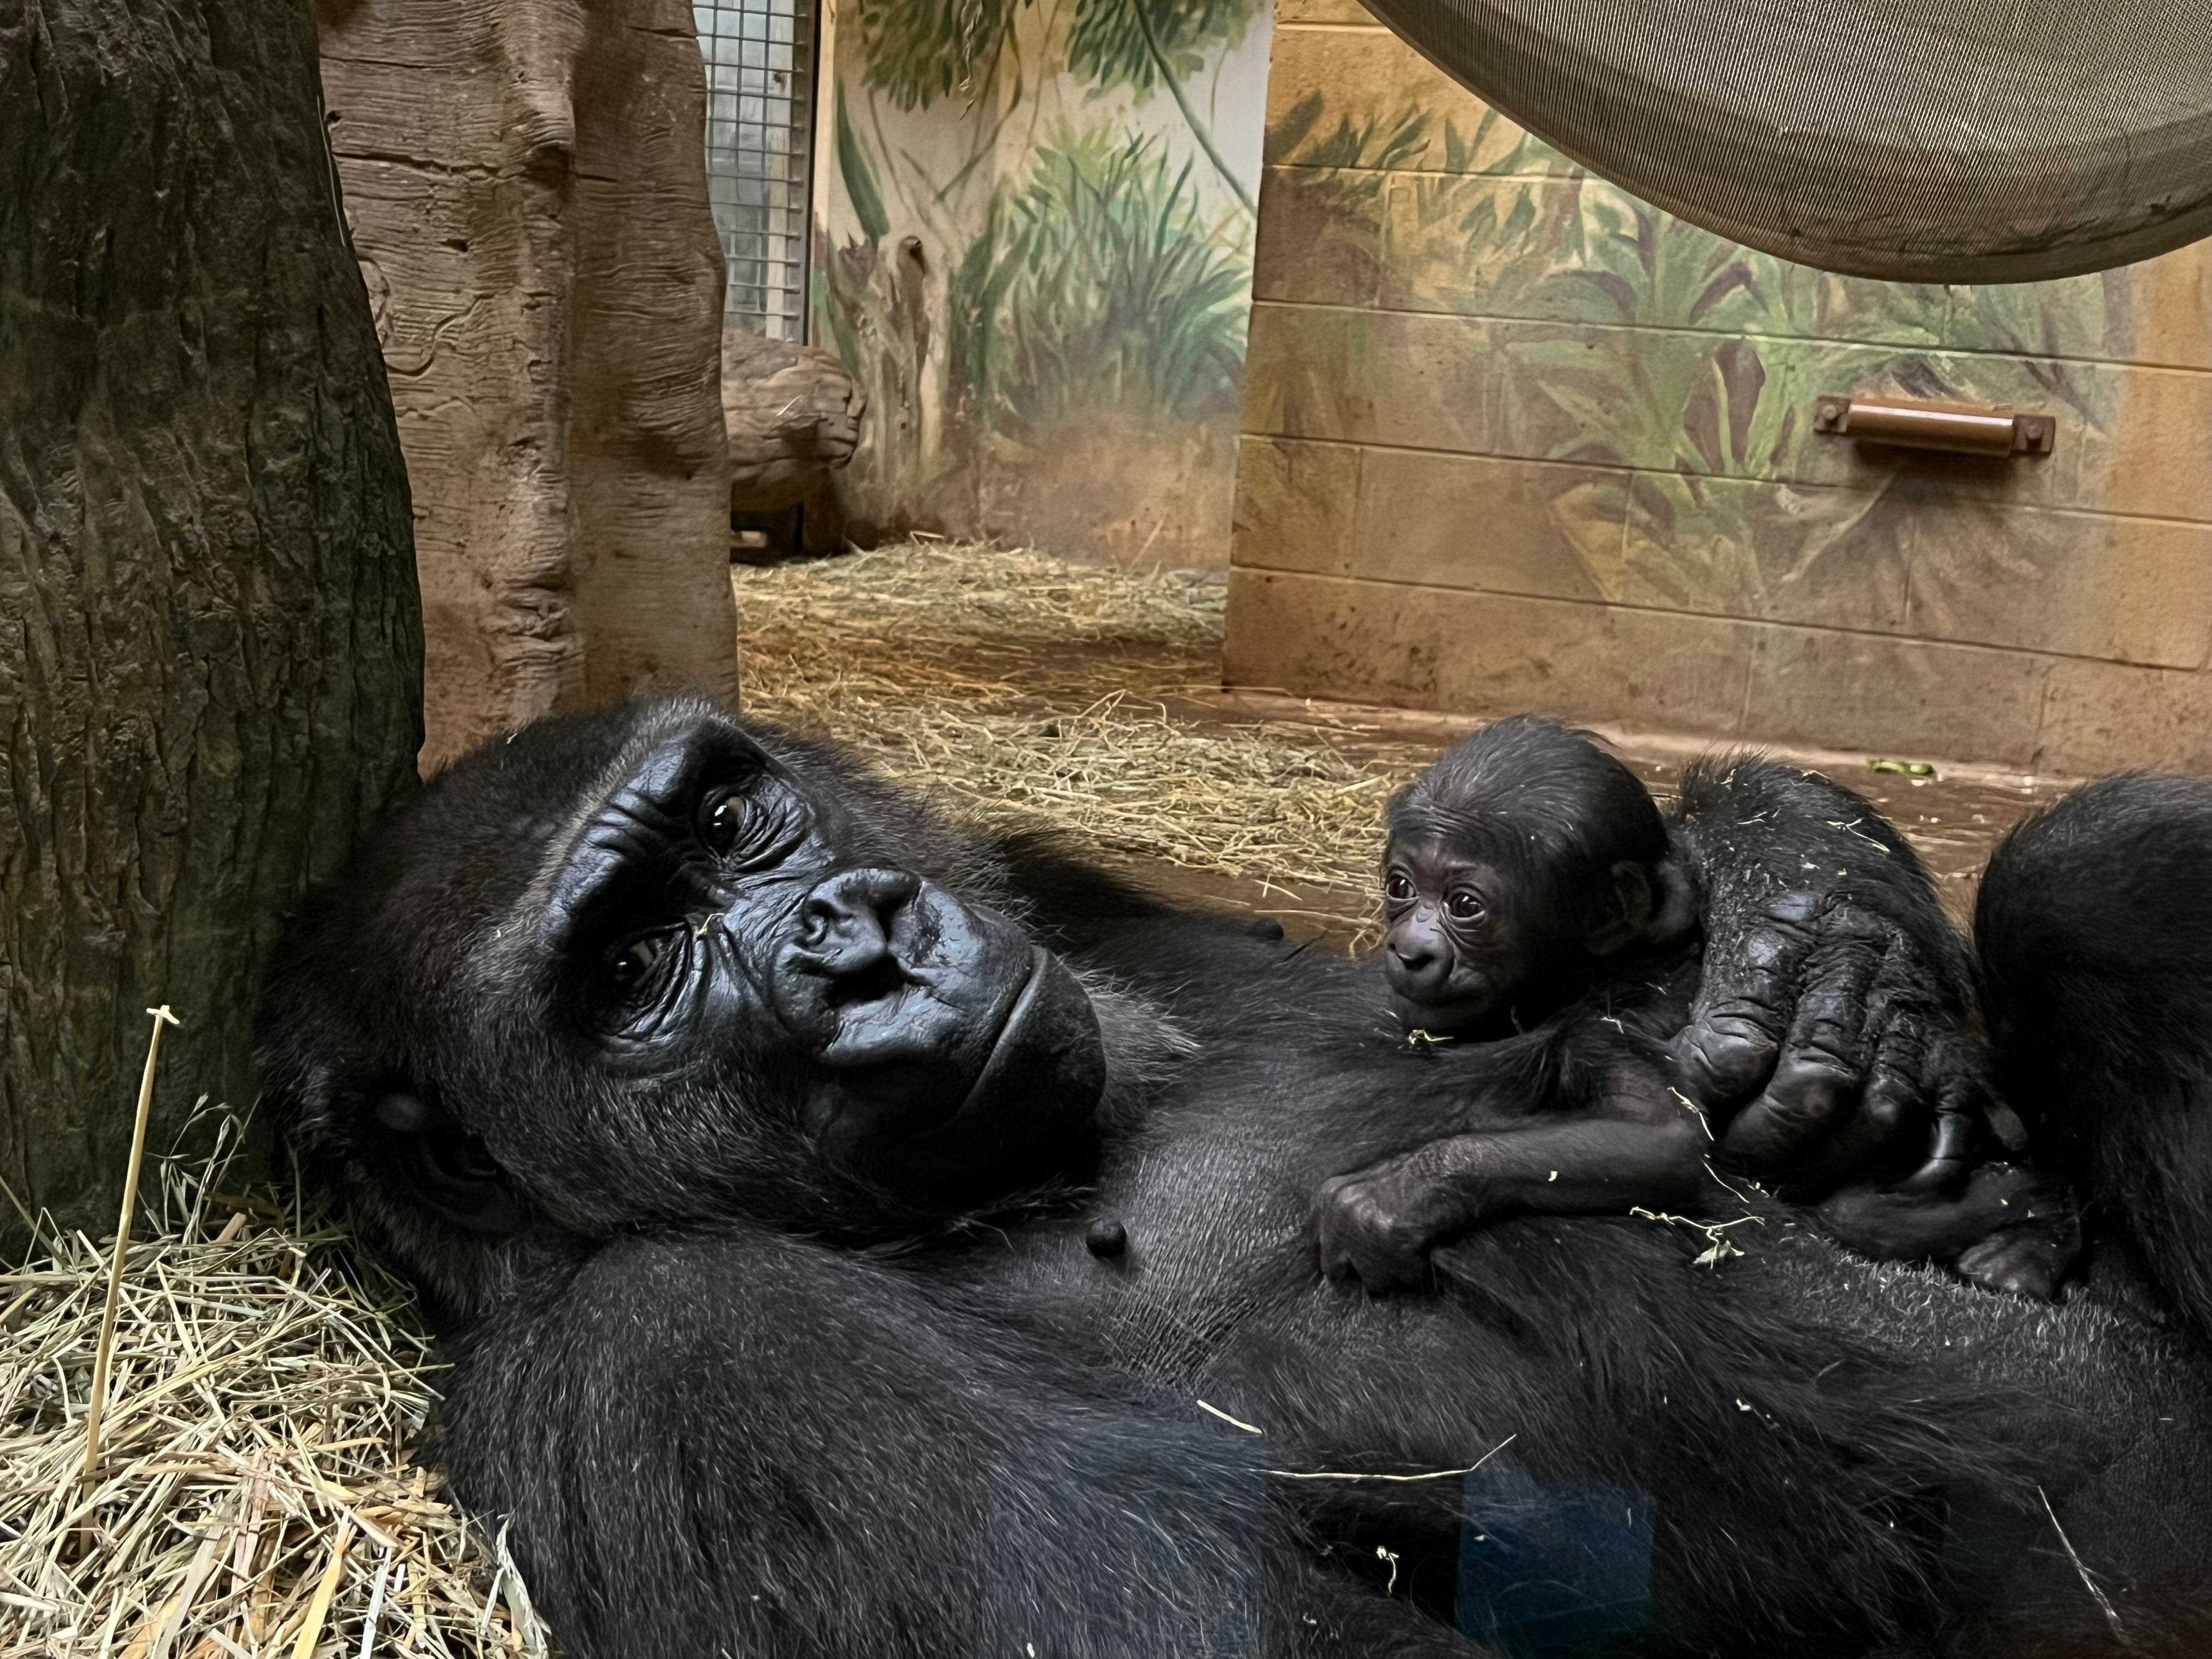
319, 0, 736, 772
0, 0, 425, 1249
725, 330, 865, 514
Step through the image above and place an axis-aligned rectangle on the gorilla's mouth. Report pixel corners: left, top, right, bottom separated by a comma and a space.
798, 933, 1108, 1204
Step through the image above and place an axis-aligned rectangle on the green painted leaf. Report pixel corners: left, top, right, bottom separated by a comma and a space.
836, 90, 891, 244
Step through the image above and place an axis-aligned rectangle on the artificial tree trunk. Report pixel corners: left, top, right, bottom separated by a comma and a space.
0, 0, 425, 1252
318, 0, 736, 773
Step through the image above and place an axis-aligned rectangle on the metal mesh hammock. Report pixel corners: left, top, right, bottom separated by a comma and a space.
1363, 0, 2212, 281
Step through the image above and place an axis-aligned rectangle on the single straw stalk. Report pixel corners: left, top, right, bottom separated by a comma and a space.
82, 1004, 182, 1499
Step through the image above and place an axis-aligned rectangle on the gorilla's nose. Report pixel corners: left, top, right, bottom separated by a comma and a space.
793, 867, 921, 984
1386, 936, 1451, 1000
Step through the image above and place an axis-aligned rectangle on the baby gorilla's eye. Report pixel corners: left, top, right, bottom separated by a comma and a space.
1383, 870, 1414, 904
1445, 890, 1486, 923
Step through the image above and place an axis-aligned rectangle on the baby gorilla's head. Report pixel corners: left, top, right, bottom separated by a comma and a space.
1381, 717, 1686, 1035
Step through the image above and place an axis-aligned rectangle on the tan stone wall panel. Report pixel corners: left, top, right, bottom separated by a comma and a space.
1898, 501, 2212, 671
1230, 437, 1361, 573
1262, 26, 1568, 177
1252, 170, 1385, 310
1247, 302, 2212, 527
1226, 568, 1756, 733
1617, 475, 1908, 633
1275, 0, 1378, 23
1741, 630, 2053, 768
2041, 658, 2212, 776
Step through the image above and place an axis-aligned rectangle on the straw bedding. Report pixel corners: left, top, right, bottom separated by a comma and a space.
0, 1118, 546, 1658
732, 539, 1435, 933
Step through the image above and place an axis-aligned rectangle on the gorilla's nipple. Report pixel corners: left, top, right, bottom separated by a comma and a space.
1085, 1216, 1129, 1260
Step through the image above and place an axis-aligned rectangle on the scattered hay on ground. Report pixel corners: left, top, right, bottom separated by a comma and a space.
736, 540, 1430, 931
0, 1117, 539, 1659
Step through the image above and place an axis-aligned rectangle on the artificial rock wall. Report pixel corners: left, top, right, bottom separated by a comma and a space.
1226, 0, 2212, 773
319, 0, 735, 771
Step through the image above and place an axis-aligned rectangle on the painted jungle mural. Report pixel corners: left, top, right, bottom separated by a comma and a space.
817, 0, 1272, 563
1231, 8, 2212, 771
1250, 83, 2142, 632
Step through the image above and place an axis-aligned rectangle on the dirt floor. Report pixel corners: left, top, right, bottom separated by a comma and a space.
734, 540, 2078, 939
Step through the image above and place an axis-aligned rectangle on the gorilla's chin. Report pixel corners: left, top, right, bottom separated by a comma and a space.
816, 949, 1108, 1206
1390, 986, 1503, 1039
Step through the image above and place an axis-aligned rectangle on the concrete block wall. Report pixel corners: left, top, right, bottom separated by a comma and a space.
1224, 0, 2212, 772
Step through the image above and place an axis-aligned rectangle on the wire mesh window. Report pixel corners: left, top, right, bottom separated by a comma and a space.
695, 0, 815, 340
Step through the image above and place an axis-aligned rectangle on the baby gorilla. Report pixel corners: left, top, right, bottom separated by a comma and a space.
1312, 718, 1707, 1291
1314, 718, 2078, 1299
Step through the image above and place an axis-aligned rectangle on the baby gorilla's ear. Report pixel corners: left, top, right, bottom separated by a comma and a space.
1645, 854, 1701, 949
1587, 861, 1655, 956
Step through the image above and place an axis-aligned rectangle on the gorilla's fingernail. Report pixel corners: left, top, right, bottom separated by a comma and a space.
1085, 1217, 1128, 1259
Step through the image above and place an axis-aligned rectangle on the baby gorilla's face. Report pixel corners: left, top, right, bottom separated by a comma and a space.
1379, 834, 1544, 1034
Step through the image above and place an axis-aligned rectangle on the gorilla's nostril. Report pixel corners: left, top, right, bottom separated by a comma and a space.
797, 867, 923, 981
821, 956, 907, 1008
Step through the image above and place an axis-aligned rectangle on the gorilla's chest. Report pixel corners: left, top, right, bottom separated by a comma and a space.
978, 1058, 1474, 1381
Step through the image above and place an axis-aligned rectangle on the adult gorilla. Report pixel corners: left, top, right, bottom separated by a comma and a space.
256, 701, 2212, 1657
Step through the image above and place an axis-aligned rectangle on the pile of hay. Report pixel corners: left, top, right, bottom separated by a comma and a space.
0, 1119, 545, 1659
735, 540, 1434, 933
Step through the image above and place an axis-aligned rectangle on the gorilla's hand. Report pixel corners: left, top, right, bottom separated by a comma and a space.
1674, 886, 1995, 1185
1312, 1154, 1471, 1294
1670, 758, 2000, 1193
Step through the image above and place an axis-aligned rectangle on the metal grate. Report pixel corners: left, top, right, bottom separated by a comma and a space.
695, 0, 815, 340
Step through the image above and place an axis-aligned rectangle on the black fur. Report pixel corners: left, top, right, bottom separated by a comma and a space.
255, 703, 2212, 1656
1978, 774, 2212, 1347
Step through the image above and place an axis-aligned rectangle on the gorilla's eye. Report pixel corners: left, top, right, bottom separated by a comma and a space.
607, 930, 677, 998
699, 788, 748, 855
1383, 870, 1414, 905
1446, 890, 1487, 923
696, 783, 799, 868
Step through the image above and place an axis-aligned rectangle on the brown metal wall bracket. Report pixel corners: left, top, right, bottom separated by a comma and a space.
1813, 393, 2056, 457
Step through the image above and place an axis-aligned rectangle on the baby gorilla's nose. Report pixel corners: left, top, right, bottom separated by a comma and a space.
1386, 935, 1452, 1001
794, 867, 922, 984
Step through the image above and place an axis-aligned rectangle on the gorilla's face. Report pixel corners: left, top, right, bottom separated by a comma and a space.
257, 702, 1108, 1281
535, 713, 1105, 1193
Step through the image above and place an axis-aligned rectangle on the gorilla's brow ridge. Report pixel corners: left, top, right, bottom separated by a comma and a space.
512, 705, 743, 969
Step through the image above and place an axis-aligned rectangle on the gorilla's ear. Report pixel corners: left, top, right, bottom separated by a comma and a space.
371, 1092, 529, 1235
1587, 861, 1655, 956
1645, 854, 1701, 949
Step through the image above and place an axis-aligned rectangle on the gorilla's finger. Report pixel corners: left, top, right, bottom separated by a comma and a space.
1779, 924, 1886, 1074
1814, 1013, 1930, 1182
1718, 1055, 1856, 1171
1954, 1228, 2068, 1302
1674, 895, 1824, 1103
1317, 1218, 1358, 1284
1895, 1105, 1975, 1197
1345, 1232, 1428, 1295
1672, 1011, 1782, 1109
1718, 927, 1887, 1172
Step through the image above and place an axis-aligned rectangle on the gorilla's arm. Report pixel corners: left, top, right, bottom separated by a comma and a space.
439, 1229, 1267, 1659
1669, 755, 1999, 1188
